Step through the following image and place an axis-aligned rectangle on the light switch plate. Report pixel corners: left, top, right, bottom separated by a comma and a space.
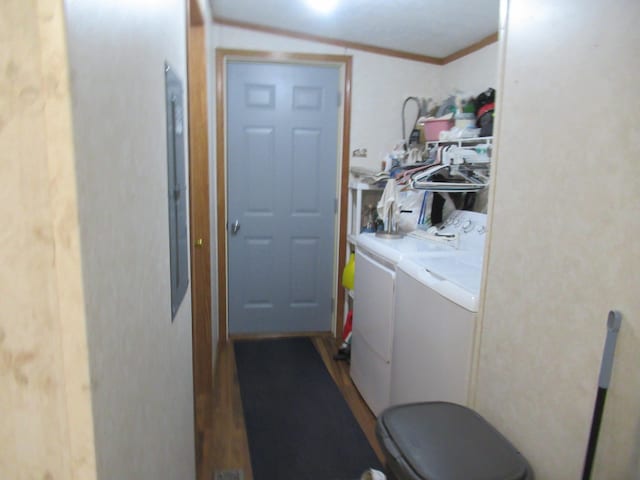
352, 148, 368, 157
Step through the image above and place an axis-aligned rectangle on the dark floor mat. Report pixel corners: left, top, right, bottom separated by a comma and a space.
234, 337, 380, 480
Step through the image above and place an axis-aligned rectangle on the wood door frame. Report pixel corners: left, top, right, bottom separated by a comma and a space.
187, 1, 212, 476
216, 49, 353, 341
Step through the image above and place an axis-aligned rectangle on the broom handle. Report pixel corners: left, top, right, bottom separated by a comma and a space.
582, 310, 622, 480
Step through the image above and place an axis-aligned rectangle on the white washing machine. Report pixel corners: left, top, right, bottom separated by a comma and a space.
350, 212, 479, 416
390, 212, 487, 407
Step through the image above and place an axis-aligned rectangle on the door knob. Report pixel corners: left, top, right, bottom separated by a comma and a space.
231, 220, 240, 234
195, 238, 204, 247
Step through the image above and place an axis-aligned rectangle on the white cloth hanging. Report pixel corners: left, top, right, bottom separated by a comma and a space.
377, 179, 400, 231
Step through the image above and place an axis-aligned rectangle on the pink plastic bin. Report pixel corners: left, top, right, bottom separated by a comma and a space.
423, 119, 454, 141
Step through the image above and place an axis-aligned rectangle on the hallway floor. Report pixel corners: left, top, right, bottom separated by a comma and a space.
196, 334, 383, 480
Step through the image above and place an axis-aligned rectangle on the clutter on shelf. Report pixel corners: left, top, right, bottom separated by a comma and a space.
349, 166, 390, 187
352, 88, 496, 194
416, 87, 496, 143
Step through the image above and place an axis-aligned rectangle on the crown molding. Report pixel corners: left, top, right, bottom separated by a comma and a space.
213, 16, 444, 65
212, 15, 498, 65
441, 32, 499, 64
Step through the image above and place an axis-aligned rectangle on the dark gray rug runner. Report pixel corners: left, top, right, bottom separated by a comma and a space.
234, 337, 381, 480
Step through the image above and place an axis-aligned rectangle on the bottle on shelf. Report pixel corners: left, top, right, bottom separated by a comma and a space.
362, 204, 377, 233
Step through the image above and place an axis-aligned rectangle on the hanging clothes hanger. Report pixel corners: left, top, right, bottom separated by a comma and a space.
410, 144, 490, 192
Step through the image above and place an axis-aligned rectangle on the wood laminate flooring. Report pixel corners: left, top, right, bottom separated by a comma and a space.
196, 334, 384, 480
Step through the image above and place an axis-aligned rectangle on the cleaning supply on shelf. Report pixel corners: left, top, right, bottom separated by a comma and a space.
363, 204, 377, 233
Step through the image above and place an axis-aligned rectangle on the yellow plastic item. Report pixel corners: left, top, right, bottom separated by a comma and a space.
342, 253, 355, 290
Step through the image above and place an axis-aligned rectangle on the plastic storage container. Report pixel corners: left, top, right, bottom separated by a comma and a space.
423, 118, 454, 141
376, 402, 534, 480
454, 112, 476, 129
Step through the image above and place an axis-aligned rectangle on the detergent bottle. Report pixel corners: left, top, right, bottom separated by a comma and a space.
342, 253, 355, 290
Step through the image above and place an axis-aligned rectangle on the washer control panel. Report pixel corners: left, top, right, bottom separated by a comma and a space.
439, 210, 487, 252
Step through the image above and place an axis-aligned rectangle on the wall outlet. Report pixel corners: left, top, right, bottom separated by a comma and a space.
352, 148, 368, 158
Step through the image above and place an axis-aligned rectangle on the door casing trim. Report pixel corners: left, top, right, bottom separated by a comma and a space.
215, 48, 352, 341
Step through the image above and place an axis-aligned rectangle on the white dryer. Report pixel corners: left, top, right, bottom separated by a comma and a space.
390, 211, 487, 407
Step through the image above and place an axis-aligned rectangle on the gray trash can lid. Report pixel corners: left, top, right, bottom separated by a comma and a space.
378, 402, 531, 480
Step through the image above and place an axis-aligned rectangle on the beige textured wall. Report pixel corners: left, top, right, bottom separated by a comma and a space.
440, 42, 499, 97
0, 0, 97, 478
64, 0, 196, 478
477, 0, 640, 477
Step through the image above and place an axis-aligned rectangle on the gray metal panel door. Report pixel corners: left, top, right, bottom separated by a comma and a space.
227, 62, 339, 334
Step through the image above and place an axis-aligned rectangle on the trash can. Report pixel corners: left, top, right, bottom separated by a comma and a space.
376, 402, 534, 480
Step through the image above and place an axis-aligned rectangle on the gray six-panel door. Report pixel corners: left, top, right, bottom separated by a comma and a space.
227, 62, 339, 334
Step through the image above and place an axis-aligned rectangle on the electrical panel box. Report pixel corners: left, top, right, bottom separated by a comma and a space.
164, 62, 188, 320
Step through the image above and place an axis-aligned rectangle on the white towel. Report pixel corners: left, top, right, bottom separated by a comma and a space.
377, 178, 400, 231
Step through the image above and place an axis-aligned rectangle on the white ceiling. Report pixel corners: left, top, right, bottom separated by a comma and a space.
210, 0, 500, 59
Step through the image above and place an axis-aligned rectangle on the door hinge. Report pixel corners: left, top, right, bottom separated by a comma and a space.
337, 92, 342, 107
